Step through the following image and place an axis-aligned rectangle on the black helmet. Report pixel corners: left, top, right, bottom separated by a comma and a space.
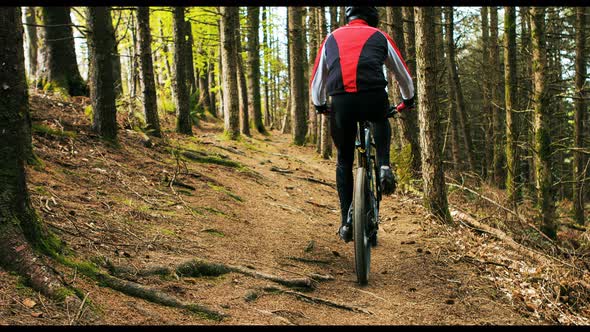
345, 6, 379, 27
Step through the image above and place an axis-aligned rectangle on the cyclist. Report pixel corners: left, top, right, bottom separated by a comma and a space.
310, 6, 415, 243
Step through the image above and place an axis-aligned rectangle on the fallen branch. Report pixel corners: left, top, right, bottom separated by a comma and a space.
295, 176, 336, 189
305, 200, 336, 210
262, 286, 372, 315
270, 166, 293, 174
446, 181, 556, 245
450, 208, 583, 273
285, 256, 331, 265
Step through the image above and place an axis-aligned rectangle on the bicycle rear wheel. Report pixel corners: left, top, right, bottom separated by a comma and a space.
353, 167, 370, 286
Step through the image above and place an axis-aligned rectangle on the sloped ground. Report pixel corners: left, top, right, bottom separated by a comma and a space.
1, 91, 586, 325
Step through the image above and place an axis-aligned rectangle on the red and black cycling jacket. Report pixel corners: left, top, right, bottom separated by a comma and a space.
310, 19, 414, 108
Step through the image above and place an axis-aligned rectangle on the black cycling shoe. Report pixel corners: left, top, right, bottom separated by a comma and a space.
337, 205, 353, 243
380, 166, 396, 195
338, 224, 352, 243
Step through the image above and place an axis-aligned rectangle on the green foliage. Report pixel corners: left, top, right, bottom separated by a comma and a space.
189, 91, 204, 126
207, 183, 243, 202
32, 123, 77, 138
84, 105, 93, 121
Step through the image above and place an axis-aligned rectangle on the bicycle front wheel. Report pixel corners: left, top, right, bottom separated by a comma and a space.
353, 167, 370, 286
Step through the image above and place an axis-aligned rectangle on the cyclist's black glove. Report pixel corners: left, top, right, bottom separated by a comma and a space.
315, 104, 330, 115
396, 96, 415, 112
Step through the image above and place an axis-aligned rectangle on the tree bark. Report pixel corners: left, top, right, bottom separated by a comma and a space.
39, 7, 87, 96
530, 7, 556, 238
288, 7, 307, 146
317, 7, 331, 156
220, 7, 240, 139
481, 6, 492, 179
246, 7, 265, 134
0, 9, 73, 296
24, 7, 38, 83
414, 7, 452, 223
401, 6, 422, 177
490, 6, 506, 187
444, 7, 476, 174
504, 7, 520, 205
236, 12, 250, 137
307, 7, 318, 145
573, 7, 587, 225
88, 7, 117, 141
173, 7, 192, 135
137, 7, 162, 138
184, 20, 197, 95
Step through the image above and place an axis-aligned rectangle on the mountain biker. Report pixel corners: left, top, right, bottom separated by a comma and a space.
310, 6, 415, 243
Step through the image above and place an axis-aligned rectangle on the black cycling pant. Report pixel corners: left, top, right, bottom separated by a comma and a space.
330, 89, 391, 226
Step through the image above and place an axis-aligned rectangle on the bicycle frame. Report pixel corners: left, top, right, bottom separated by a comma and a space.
355, 121, 381, 239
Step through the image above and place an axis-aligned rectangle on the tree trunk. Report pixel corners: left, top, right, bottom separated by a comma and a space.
316, 7, 330, 156
246, 7, 265, 134
519, 7, 536, 199
24, 7, 38, 83
504, 6, 520, 205
573, 7, 587, 225
481, 6, 492, 179
39, 7, 87, 96
329, 6, 338, 30
444, 7, 476, 174
339, 6, 346, 26
236, 13, 250, 137
87, 7, 117, 141
137, 6, 162, 138
385, 7, 405, 152
490, 6, 505, 188
530, 7, 556, 238
0, 9, 78, 303
173, 7, 192, 135
307, 7, 318, 145
208, 61, 216, 116
288, 7, 307, 146
401, 7, 422, 177
159, 18, 174, 103
185, 20, 197, 95
262, 7, 271, 128
414, 7, 452, 223
220, 6, 240, 139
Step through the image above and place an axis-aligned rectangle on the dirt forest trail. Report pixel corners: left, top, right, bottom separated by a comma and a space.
1, 94, 544, 325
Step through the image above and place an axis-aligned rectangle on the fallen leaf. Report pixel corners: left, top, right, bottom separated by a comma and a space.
23, 298, 36, 309
31, 312, 43, 318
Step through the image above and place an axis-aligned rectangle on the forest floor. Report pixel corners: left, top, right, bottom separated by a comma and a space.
1, 91, 590, 325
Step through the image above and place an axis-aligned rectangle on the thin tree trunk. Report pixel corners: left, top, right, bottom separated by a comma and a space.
504, 6, 520, 205
24, 7, 38, 84
159, 18, 174, 103
88, 7, 117, 141
401, 6, 422, 177
288, 7, 307, 146
481, 7, 492, 179
444, 7, 476, 173
307, 7, 318, 145
236, 13, 250, 137
137, 6, 162, 138
573, 7, 587, 225
414, 7, 452, 223
220, 6, 240, 139
173, 7, 192, 135
317, 7, 330, 156
185, 20, 196, 95
262, 7, 271, 128
39, 7, 87, 96
530, 7, 556, 238
246, 7, 265, 134
490, 6, 505, 188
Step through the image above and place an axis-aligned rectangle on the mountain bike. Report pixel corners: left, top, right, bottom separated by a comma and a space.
352, 104, 399, 285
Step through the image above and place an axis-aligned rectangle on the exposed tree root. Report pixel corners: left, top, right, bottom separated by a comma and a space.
262, 286, 372, 315
0, 225, 86, 318
295, 176, 336, 189
93, 272, 224, 321
100, 257, 317, 291
176, 259, 317, 290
